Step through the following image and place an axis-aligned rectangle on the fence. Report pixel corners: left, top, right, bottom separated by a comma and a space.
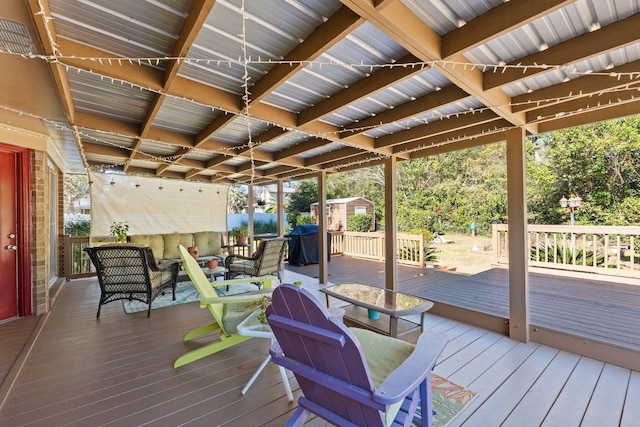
493, 224, 640, 278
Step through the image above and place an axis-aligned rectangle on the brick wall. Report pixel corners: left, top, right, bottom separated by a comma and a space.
31, 150, 49, 315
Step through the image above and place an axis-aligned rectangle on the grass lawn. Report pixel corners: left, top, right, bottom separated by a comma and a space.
428, 232, 495, 275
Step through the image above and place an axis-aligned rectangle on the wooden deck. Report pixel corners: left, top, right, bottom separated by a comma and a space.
1, 257, 639, 426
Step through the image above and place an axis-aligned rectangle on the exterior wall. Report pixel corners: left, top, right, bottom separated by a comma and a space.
31, 150, 50, 314
345, 200, 374, 231
310, 198, 375, 231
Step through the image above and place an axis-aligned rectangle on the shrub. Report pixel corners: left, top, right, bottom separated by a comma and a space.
347, 213, 373, 232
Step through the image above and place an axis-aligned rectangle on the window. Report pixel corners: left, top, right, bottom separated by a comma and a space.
354, 206, 367, 215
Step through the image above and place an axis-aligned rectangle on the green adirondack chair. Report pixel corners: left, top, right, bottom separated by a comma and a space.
174, 244, 274, 368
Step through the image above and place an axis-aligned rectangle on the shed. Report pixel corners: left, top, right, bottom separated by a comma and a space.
310, 197, 375, 232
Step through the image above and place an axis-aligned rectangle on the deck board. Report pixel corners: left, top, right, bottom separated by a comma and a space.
0, 257, 638, 426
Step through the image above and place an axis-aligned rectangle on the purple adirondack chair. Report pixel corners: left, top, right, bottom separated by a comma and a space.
267, 284, 448, 427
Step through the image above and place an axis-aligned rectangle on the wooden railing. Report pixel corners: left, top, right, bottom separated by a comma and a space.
63, 235, 94, 280
62, 231, 427, 281
493, 224, 640, 278
332, 231, 425, 267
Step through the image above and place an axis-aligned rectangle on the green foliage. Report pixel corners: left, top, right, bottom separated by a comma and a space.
295, 214, 316, 225
230, 223, 249, 238
346, 214, 372, 232
253, 219, 278, 234
110, 221, 129, 242
64, 214, 91, 236
227, 185, 248, 213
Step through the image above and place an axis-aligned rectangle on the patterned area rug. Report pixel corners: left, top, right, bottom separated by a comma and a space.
122, 281, 200, 313
122, 281, 260, 313
413, 374, 477, 427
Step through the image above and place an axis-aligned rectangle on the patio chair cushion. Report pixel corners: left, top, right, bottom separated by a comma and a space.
163, 233, 195, 259
129, 234, 164, 261
194, 231, 224, 258
351, 327, 416, 424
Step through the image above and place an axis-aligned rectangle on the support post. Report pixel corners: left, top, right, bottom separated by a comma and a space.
506, 128, 529, 342
318, 171, 329, 284
384, 156, 398, 291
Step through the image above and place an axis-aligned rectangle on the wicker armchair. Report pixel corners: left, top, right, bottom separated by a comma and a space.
224, 237, 288, 281
84, 245, 179, 318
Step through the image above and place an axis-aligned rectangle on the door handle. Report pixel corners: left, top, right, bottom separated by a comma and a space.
6, 245, 17, 251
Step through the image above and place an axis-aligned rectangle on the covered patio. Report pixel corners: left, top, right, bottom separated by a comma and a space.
1, 257, 639, 426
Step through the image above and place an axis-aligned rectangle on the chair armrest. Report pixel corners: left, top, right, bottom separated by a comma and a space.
198, 289, 272, 305
155, 260, 178, 271
373, 330, 448, 405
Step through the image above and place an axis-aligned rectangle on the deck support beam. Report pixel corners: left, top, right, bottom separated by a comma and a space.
384, 156, 398, 291
506, 128, 530, 342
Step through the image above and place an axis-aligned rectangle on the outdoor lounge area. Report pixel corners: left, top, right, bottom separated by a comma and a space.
1, 256, 639, 426
4, 0, 640, 425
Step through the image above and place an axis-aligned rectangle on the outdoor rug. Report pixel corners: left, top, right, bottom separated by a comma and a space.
122, 281, 260, 313
413, 374, 477, 427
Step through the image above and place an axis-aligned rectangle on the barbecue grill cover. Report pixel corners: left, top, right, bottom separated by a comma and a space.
287, 224, 330, 266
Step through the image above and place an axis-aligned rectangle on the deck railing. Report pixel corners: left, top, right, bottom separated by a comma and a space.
63, 235, 94, 280
62, 231, 426, 281
493, 224, 640, 278
332, 231, 425, 266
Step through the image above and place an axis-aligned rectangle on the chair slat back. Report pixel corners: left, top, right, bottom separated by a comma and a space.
256, 238, 287, 274
88, 245, 149, 291
178, 245, 225, 326
267, 284, 386, 426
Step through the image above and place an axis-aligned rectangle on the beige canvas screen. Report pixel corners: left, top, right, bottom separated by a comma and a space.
89, 171, 228, 240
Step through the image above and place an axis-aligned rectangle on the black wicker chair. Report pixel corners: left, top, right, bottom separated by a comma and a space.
224, 237, 288, 282
84, 245, 179, 318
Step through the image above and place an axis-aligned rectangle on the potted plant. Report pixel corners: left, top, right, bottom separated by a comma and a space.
110, 221, 129, 243
230, 225, 248, 245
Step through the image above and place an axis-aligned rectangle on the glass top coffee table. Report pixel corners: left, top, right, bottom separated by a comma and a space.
320, 283, 434, 337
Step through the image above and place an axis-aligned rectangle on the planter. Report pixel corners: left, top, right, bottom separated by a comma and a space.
236, 236, 247, 245
207, 258, 219, 269
187, 246, 199, 260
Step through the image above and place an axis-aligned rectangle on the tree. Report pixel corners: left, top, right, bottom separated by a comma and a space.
227, 185, 247, 213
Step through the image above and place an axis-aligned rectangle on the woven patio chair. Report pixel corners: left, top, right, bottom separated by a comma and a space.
267, 284, 449, 427
84, 244, 179, 318
224, 237, 288, 282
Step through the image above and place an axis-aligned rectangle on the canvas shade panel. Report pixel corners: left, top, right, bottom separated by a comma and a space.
89, 171, 228, 240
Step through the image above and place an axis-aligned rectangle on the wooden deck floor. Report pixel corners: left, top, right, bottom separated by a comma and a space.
1, 258, 639, 426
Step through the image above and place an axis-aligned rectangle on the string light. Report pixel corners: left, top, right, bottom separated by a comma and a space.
9, 0, 636, 182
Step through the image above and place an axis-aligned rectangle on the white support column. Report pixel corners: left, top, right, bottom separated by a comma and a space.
277, 179, 284, 237
384, 156, 398, 291
247, 184, 255, 248
506, 128, 530, 342
318, 171, 329, 284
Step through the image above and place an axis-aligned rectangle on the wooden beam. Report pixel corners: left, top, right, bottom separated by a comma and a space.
297, 54, 426, 125
375, 110, 500, 148
250, 6, 363, 103
442, 0, 576, 58
485, 13, 640, 89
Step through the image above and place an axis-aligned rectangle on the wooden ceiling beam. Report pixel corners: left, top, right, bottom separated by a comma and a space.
485, 13, 640, 90
393, 119, 512, 155
512, 60, 640, 113
442, 0, 576, 58
340, 85, 469, 137
340, 0, 534, 133
297, 54, 426, 126
249, 6, 363, 104
538, 99, 640, 133
375, 110, 500, 148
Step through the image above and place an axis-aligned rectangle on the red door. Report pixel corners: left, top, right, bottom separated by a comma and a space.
0, 150, 18, 320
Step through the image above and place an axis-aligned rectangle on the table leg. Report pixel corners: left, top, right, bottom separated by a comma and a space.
389, 315, 399, 337
241, 355, 271, 396
240, 340, 294, 401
